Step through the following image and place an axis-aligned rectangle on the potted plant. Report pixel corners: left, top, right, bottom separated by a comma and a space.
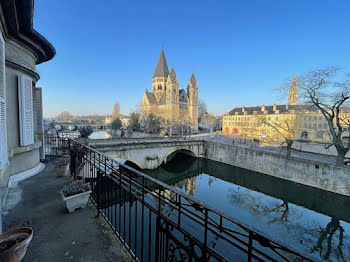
78, 126, 93, 146
0, 227, 33, 262
61, 179, 91, 213
53, 155, 70, 177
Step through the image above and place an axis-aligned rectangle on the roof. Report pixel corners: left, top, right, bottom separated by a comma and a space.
190, 74, 197, 87
228, 104, 319, 115
0, 0, 55, 64
179, 89, 188, 102
144, 92, 158, 105
153, 49, 169, 78
159, 94, 166, 105
169, 68, 177, 83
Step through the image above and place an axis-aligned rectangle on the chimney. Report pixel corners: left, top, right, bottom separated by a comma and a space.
242, 107, 245, 112
286, 104, 289, 110
261, 105, 265, 112
273, 104, 277, 111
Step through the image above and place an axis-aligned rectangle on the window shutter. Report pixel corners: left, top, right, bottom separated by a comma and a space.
18, 75, 34, 146
0, 32, 7, 168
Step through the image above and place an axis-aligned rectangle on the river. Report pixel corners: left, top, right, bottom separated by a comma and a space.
142, 153, 350, 261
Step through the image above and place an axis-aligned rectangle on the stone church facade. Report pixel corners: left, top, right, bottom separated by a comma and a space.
140, 49, 198, 131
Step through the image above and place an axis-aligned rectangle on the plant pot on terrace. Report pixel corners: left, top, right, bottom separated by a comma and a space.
53, 155, 70, 177
62, 179, 91, 213
0, 227, 33, 262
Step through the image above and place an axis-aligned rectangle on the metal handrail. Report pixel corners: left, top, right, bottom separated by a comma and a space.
45, 135, 316, 261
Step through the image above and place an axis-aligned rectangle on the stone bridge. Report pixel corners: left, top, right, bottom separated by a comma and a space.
90, 139, 205, 169
55, 122, 106, 131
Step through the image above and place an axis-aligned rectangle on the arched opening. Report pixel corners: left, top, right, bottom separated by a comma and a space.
114, 157, 142, 171
124, 160, 141, 171
165, 149, 196, 164
163, 149, 197, 173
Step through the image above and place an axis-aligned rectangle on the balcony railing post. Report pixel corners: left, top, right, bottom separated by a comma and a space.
155, 186, 162, 262
248, 230, 253, 262
70, 148, 76, 179
204, 208, 208, 260
96, 170, 101, 217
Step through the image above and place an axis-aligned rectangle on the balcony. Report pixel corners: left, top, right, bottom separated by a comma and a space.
2, 155, 132, 261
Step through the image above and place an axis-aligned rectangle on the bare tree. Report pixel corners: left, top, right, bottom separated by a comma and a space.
256, 115, 297, 157
286, 67, 350, 166
198, 99, 208, 119
311, 217, 345, 261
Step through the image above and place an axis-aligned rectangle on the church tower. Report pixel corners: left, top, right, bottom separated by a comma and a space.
288, 76, 297, 105
152, 49, 169, 102
166, 68, 179, 119
187, 74, 198, 129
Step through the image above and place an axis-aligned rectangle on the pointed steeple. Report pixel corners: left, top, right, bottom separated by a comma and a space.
169, 67, 177, 83
288, 75, 297, 105
189, 73, 197, 87
153, 49, 169, 78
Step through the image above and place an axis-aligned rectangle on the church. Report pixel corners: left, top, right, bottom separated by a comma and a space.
140, 49, 199, 131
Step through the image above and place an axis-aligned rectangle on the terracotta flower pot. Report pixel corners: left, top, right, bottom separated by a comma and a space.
0, 227, 33, 262
63, 190, 92, 213
55, 164, 70, 177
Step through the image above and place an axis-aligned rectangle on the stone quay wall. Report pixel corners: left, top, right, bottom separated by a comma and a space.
202, 141, 350, 197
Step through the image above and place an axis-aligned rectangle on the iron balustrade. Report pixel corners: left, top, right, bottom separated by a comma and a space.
45, 135, 315, 262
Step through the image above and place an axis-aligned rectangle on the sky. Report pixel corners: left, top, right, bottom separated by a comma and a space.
34, 0, 350, 118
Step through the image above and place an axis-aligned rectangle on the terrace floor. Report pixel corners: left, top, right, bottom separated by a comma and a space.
2, 156, 132, 262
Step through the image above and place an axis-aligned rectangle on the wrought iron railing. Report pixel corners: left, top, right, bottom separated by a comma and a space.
45, 135, 314, 262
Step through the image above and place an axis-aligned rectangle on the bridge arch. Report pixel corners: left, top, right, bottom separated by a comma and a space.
163, 148, 198, 165
112, 154, 144, 170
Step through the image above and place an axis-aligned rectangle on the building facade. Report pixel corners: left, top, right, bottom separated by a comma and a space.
0, 0, 55, 232
222, 78, 345, 143
140, 49, 199, 131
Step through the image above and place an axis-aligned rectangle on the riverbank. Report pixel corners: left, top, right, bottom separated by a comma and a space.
203, 141, 350, 197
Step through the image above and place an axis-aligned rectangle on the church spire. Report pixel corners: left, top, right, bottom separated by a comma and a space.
153, 48, 169, 78
288, 75, 297, 105
190, 73, 197, 87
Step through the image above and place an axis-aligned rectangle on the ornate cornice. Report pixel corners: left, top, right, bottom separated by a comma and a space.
0, 0, 55, 64
5, 60, 40, 82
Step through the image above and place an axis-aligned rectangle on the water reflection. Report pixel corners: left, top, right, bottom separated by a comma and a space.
142, 154, 350, 261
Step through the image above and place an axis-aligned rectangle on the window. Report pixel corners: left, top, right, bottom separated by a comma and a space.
314, 116, 317, 121
158, 84, 162, 90
301, 131, 308, 140
261, 130, 267, 137
318, 123, 322, 129
316, 131, 324, 139
18, 75, 34, 146
0, 32, 7, 168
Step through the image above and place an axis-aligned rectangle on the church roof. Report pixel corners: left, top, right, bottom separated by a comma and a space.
159, 94, 167, 105
179, 89, 188, 102
153, 49, 169, 78
190, 74, 197, 87
169, 68, 177, 83
144, 92, 158, 105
